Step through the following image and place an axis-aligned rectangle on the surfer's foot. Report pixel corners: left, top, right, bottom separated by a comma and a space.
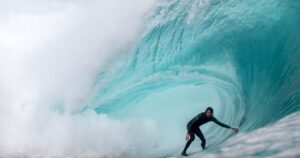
202, 146, 206, 150
181, 152, 188, 157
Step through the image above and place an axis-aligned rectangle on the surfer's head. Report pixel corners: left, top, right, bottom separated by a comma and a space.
205, 107, 213, 118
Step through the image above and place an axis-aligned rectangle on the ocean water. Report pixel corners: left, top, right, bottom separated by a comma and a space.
1, 0, 300, 158
90, 0, 300, 157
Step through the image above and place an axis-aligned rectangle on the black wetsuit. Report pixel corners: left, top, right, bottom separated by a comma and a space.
182, 112, 231, 153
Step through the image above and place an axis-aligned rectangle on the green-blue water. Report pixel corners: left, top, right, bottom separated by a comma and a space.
87, 0, 300, 157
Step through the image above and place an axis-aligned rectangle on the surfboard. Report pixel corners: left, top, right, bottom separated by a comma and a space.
164, 155, 184, 158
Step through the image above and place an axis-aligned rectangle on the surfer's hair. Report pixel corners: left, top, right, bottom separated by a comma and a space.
205, 107, 214, 114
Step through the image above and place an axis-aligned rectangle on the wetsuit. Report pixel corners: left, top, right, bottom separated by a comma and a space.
182, 112, 231, 153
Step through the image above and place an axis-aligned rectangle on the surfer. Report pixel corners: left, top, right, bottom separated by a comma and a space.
181, 107, 238, 156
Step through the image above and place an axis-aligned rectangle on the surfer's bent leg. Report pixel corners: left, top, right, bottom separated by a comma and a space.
195, 128, 206, 149
182, 131, 195, 154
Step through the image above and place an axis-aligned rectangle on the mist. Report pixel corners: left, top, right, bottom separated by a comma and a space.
0, 0, 157, 157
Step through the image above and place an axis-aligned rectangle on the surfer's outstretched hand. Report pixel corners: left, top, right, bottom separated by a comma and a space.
185, 132, 190, 141
231, 128, 239, 132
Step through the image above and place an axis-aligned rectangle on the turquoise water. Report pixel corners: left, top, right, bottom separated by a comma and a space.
87, 0, 300, 157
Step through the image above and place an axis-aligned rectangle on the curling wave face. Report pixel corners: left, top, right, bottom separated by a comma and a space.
89, 0, 300, 157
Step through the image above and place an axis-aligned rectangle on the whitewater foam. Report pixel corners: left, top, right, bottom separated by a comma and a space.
201, 111, 300, 158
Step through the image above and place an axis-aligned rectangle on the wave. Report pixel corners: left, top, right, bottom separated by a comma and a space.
90, 0, 300, 157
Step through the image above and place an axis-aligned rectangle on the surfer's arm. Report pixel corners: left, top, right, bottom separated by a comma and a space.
212, 117, 231, 129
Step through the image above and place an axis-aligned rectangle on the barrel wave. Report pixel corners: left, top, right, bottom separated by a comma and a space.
86, 0, 300, 157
